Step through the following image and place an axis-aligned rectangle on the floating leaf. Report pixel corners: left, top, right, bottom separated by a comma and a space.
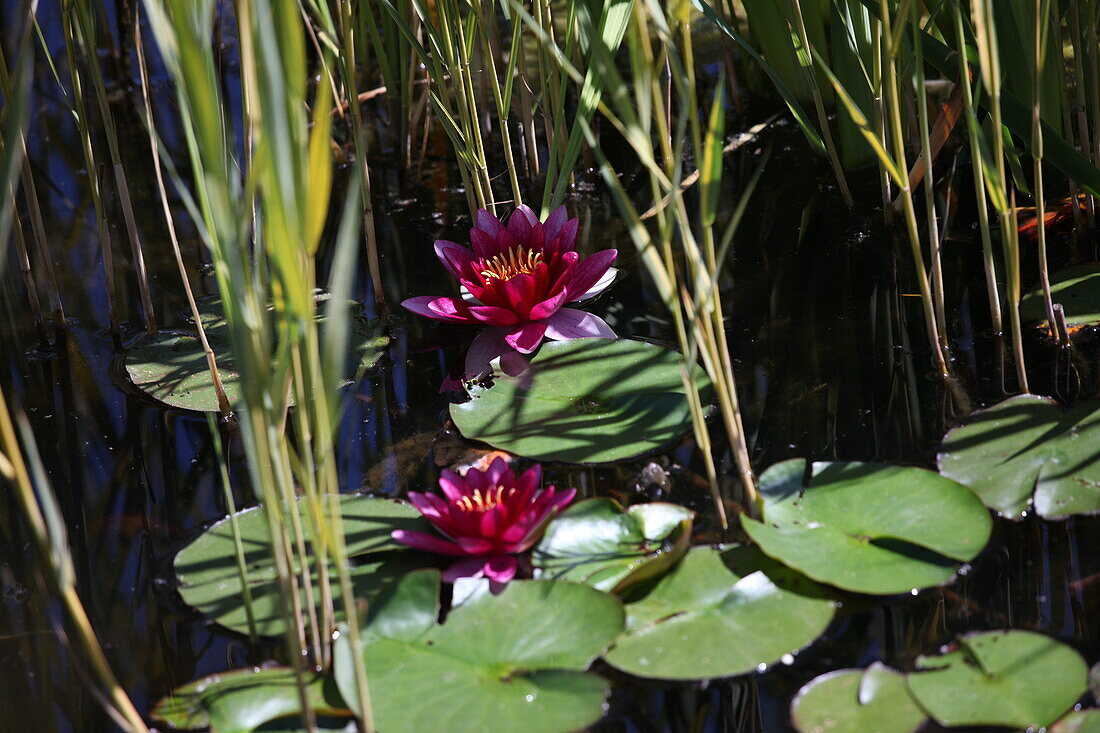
741, 459, 991, 595
603, 545, 835, 680
151, 666, 351, 732
1053, 711, 1100, 733
791, 664, 927, 733
938, 394, 1100, 519
906, 630, 1088, 729
333, 571, 624, 733
450, 338, 711, 463
175, 495, 430, 636
125, 299, 388, 412
532, 498, 693, 593
1021, 264, 1100, 333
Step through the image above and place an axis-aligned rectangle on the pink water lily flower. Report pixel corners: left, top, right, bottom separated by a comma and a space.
392, 458, 575, 583
402, 205, 618, 378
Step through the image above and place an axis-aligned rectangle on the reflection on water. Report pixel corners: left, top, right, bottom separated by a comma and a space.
3, 5, 1100, 731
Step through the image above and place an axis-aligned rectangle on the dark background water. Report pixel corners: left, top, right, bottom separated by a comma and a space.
2, 2, 1099, 731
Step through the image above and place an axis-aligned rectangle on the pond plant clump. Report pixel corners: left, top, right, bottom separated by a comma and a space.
4, 0, 1100, 731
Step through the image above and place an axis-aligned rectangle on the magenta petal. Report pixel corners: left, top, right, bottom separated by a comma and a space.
442, 556, 489, 583
484, 555, 518, 584
407, 491, 445, 521
506, 322, 548, 354
514, 204, 539, 227
455, 536, 494, 554
508, 206, 535, 241
550, 487, 577, 511
463, 464, 489, 492
391, 529, 466, 556
529, 290, 568, 320
438, 470, 469, 502
495, 229, 519, 254
475, 209, 503, 237
565, 249, 617, 301
485, 456, 511, 487
554, 218, 579, 252
575, 267, 618, 301
470, 228, 499, 259
546, 251, 579, 294
543, 308, 617, 340
402, 296, 475, 324
434, 240, 475, 278
465, 327, 511, 378
516, 464, 542, 493
479, 504, 507, 539
543, 206, 568, 245
527, 222, 545, 252
468, 305, 520, 326
498, 273, 536, 318
500, 523, 529, 547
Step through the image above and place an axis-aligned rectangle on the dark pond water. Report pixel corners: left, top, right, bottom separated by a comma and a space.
3, 4, 1100, 732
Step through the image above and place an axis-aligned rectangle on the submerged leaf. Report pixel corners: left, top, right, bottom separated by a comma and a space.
742, 459, 991, 594
125, 298, 387, 412
451, 338, 711, 463
603, 545, 836, 680
906, 630, 1088, 729
333, 571, 624, 733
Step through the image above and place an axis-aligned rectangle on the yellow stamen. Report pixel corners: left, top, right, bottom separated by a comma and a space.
454, 486, 512, 513
479, 246, 543, 281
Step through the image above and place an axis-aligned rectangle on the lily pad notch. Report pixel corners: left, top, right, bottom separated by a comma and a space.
742, 459, 992, 595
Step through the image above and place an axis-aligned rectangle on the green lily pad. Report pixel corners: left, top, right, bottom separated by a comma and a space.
450, 338, 712, 463
1021, 264, 1100, 332
790, 664, 927, 733
125, 299, 388, 412
532, 498, 693, 593
906, 630, 1088, 729
175, 495, 430, 636
741, 459, 992, 595
1054, 711, 1100, 733
333, 570, 624, 733
603, 545, 836, 680
938, 394, 1100, 519
151, 666, 351, 732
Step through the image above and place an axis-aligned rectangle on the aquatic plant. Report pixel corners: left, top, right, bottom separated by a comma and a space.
392, 457, 575, 583
401, 205, 617, 379
451, 338, 713, 463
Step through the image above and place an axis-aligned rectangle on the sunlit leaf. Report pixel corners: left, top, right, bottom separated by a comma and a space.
791, 664, 927, 733
532, 498, 693, 593
603, 545, 835, 680
333, 571, 623, 733
906, 630, 1088, 729
742, 459, 991, 594
174, 495, 430, 636
938, 394, 1100, 519
451, 338, 711, 463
